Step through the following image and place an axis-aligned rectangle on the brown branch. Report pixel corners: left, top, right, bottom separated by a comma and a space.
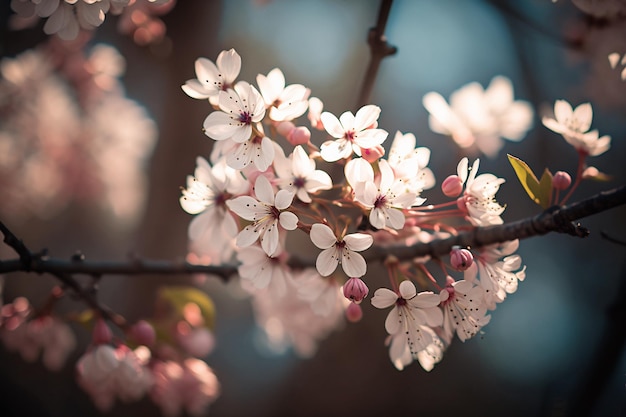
355, 0, 397, 109
1, 185, 625, 278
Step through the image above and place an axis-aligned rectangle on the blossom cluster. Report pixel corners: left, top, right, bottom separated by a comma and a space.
178, 48, 533, 369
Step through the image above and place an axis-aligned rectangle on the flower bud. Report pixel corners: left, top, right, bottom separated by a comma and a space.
276, 121, 295, 137
360, 145, 385, 163
342, 277, 369, 304
92, 318, 112, 345
450, 247, 473, 271
345, 302, 363, 323
442, 175, 464, 197
129, 320, 156, 347
553, 171, 571, 190
288, 126, 311, 146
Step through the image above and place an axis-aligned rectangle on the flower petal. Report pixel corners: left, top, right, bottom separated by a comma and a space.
253, 175, 275, 205
310, 223, 337, 249
343, 233, 373, 252
316, 247, 339, 276
279, 211, 298, 230
398, 280, 417, 299
371, 287, 398, 309
341, 250, 367, 277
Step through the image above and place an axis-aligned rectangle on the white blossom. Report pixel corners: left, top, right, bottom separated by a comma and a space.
273, 145, 332, 203
256, 68, 310, 121
440, 280, 491, 342
309, 223, 373, 277
182, 49, 241, 101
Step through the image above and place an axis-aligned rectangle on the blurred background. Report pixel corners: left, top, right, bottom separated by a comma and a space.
0, 0, 625, 416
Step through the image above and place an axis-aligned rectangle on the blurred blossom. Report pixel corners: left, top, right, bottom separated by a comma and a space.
151, 358, 220, 417
571, 0, 626, 18
422, 76, 534, 158
9, 0, 175, 44
0, 43, 157, 223
250, 268, 346, 358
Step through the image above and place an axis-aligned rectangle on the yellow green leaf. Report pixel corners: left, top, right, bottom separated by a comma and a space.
158, 286, 215, 329
507, 154, 552, 208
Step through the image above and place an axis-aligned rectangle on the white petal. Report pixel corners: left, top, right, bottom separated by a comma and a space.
369, 207, 386, 229
274, 189, 294, 210
385, 307, 401, 334
279, 211, 298, 230
343, 233, 373, 252
181, 80, 211, 99
225, 196, 264, 221
573, 102, 593, 132
320, 112, 345, 138
457, 157, 469, 183
316, 247, 339, 276
341, 250, 367, 277
203, 112, 238, 141
253, 175, 275, 205
371, 287, 398, 309
216, 49, 241, 84
310, 223, 337, 249
260, 220, 279, 256
320, 139, 351, 162
354, 105, 381, 131
236, 225, 260, 248
385, 208, 406, 229
553, 100, 573, 125
398, 280, 417, 299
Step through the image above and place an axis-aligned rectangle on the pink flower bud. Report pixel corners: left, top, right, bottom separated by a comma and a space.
92, 318, 112, 345
342, 277, 369, 303
345, 302, 363, 323
129, 320, 156, 347
276, 121, 295, 137
450, 247, 473, 271
442, 175, 464, 197
553, 171, 571, 190
360, 145, 385, 163
287, 126, 311, 146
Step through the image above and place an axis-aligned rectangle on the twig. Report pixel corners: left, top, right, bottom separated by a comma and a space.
1, 185, 625, 277
355, 0, 397, 109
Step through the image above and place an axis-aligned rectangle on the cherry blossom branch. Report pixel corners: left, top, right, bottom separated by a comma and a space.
356, 0, 398, 108
368, 184, 626, 261
1, 185, 625, 279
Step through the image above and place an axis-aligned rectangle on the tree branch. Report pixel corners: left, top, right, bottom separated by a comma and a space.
355, 0, 398, 109
1, 185, 624, 278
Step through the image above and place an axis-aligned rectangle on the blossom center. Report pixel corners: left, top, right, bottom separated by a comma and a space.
270, 205, 281, 219
239, 112, 252, 125
344, 130, 356, 142
373, 194, 387, 209
396, 298, 407, 306
293, 177, 306, 189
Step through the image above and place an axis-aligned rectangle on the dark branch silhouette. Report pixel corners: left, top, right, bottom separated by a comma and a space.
2, 185, 625, 278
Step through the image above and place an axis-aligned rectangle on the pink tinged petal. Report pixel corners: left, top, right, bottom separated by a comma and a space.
291, 146, 313, 177
254, 137, 275, 172
320, 139, 352, 162
225, 196, 264, 221
341, 250, 367, 277
542, 117, 567, 135
553, 100, 573, 125
390, 333, 411, 370
203, 112, 239, 141
369, 208, 386, 229
316, 247, 339, 276
338, 111, 356, 131
371, 287, 398, 309
423, 307, 444, 327
457, 157, 469, 183
345, 158, 374, 187
305, 171, 332, 192
378, 159, 395, 193
222, 212, 238, 237
391, 191, 417, 208
385, 307, 401, 334
410, 292, 442, 309
360, 181, 379, 206
217, 49, 241, 84
573, 102, 593, 132
343, 233, 373, 251
354, 128, 388, 148
236, 225, 261, 248
296, 188, 312, 203
310, 223, 336, 249
279, 211, 298, 230
253, 175, 275, 205
230, 124, 252, 144
274, 189, 294, 210
260, 221, 280, 256
385, 208, 405, 229
354, 105, 381, 131
398, 280, 417, 299
320, 112, 345, 138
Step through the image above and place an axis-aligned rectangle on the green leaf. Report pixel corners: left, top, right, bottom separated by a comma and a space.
507, 154, 552, 208
538, 168, 553, 209
158, 286, 216, 329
